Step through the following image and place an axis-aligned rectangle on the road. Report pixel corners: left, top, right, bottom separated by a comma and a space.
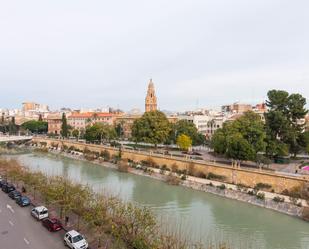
0, 135, 32, 143
0, 190, 65, 249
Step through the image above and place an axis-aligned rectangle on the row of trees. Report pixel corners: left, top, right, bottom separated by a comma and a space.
21, 120, 48, 134
0, 158, 217, 249
211, 90, 309, 163
131, 111, 206, 149
0, 113, 47, 135
58, 111, 205, 150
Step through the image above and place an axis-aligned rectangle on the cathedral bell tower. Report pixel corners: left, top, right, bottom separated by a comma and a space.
145, 79, 158, 112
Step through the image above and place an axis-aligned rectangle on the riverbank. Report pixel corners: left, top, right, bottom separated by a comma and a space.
31, 137, 309, 195
5, 148, 309, 249
38, 147, 309, 221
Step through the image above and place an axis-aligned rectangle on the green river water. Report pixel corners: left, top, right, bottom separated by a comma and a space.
5, 152, 309, 249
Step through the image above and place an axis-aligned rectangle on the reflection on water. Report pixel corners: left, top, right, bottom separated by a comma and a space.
6, 152, 309, 249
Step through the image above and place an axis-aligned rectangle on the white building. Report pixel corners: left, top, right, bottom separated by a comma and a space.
178, 115, 212, 136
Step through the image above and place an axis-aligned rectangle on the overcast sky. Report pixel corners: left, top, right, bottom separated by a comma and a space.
0, 0, 308, 111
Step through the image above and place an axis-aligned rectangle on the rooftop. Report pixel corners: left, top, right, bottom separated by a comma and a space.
68, 112, 113, 119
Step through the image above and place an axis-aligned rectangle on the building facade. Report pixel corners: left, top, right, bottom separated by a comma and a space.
205, 117, 225, 139
22, 102, 49, 112
47, 114, 62, 135
178, 115, 212, 136
68, 112, 115, 131
221, 103, 252, 114
145, 79, 157, 112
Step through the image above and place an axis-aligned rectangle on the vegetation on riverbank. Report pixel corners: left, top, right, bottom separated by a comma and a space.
211, 90, 309, 164
0, 157, 234, 249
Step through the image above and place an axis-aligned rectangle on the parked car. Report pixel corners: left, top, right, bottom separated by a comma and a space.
64, 230, 88, 249
42, 218, 62, 232
31, 206, 48, 220
8, 190, 21, 200
0, 179, 7, 188
2, 183, 16, 193
16, 196, 31, 207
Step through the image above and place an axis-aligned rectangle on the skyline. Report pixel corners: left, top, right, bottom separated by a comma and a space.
1, 0, 308, 111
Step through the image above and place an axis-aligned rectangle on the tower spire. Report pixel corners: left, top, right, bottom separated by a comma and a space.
145, 79, 157, 112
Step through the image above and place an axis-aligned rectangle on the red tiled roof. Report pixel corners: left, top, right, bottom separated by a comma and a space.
68, 112, 113, 119
47, 114, 62, 120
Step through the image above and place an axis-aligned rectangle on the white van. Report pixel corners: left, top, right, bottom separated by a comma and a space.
31, 206, 48, 220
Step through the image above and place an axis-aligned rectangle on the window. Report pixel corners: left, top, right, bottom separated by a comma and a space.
73, 235, 84, 243
41, 210, 48, 215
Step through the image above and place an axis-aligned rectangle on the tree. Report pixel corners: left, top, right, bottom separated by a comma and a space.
72, 129, 79, 139
8, 117, 18, 135
21, 120, 48, 134
85, 123, 116, 143
265, 90, 308, 157
176, 134, 192, 151
131, 111, 171, 147
61, 113, 69, 138
304, 131, 309, 154
170, 120, 205, 146
211, 129, 226, 155
211, 111, 266, 163
225, 133, 255, 161
115, 122, 124, 138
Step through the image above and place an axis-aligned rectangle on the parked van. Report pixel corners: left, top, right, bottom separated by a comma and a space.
31, 206, 48, 220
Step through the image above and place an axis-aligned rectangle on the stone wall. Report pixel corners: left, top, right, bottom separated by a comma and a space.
32, 138, 309, 193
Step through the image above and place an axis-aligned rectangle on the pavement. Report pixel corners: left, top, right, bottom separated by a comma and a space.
0, 190, 66, 249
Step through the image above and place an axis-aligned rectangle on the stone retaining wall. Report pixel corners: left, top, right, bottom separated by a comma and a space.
32, 138, 309, 194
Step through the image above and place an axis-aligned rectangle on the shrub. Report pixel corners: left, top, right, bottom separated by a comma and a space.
83, 147, 91, 154
254, 183, 272, 190
40, 142, 47, 147
218, 184, 226, 190
34, 148, 48, 153
84, 154, 96, 161
146, 157, 158, 168
118, 160, 129, 173
256, 192, 265, 200
273, 196, 285, 203
171, 163, 178, 173
247, 190, 255, 195
206, 172, 226, 181
282, 186, 303, 199
100, 150, 110, 161
187, 162, 196, 176
301, 207, 309, 221
237, 183, 249, 191
160, 165, 168, 170
180, 175, 187, 181
165, 173, 181, 185
68, 146, 76, 151
196, 171, 207, 178
289, 197, 299, 205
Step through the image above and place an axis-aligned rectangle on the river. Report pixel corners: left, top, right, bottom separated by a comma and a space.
5, 152, 309, 249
